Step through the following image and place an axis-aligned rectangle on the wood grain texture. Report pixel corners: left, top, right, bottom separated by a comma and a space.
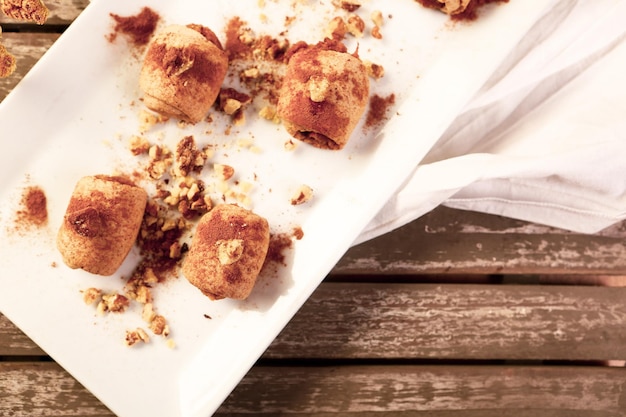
217, 365, 626, 416
0, 362, 114, 417
337, 207, 626, 275
5, 284, 626, 361
267, 283, 626, 361
0, 33, 58, 102
2, 362, 625, 417
0, 314, 45, 356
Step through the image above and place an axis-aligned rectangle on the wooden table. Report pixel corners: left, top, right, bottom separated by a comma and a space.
2, 3, 626, 416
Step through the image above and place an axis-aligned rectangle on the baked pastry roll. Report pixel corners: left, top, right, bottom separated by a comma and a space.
139, 24, 228, 123
277, 43, 369, 150
182, 204, 270, 300
57, 175, 147, 276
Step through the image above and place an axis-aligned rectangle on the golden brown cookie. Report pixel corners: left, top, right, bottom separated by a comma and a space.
139, 24, 228, 123
182, 204, 270, 300
57, 175, 147, 276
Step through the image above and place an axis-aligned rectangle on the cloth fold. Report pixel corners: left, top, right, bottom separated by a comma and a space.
357, 0, 626, 245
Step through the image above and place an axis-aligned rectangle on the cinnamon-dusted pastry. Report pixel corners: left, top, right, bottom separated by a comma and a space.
182, 204, 270, 300
139, 24, 228, 123
277, 41, 369, 150
0, 28, 16, 78
57, 175, 147, 276
1, 0, 49, 25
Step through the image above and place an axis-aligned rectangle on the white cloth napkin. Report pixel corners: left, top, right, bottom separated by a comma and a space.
357, 0, 626, 245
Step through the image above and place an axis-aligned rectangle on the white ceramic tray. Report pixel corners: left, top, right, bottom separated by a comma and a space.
0, 1, 557, 416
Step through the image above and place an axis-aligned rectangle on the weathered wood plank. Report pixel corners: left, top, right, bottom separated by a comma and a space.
337, 207, 626, 275
0, 362, 114, 417
0, 314, 45, 356
266, 283, 626, 361
0, 0, 88, 25
5, 284, 626, 361
2, 362, 624, 417
217, 365, 626, 416
0, 32, 58, 102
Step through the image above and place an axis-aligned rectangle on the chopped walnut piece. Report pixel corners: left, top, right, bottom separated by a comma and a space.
284, 139, 297, 151
129, 135, 150, 155
216, 239, 245, 265
147, 144, 173, 180
82, 288, 102, 306
259, 106, 281, 124
214, 163, 235, 181
1, 0, 49, 24
332, 0, 361, 12
142, 303, 157, 323
149, 314, 169, 336
139, 109, 169, 133
308, 75, 331, 103
371, 25, 382, 39
125, 328, 150, 347
363, 60, 385, 79
371, 10, 384, 27
242, 67, 260, 79
290, 185, 313, 205
346, 15, 365, 38
101, 293, 130, 313
223, 98, 243, 116
175, 135, 206, 177
125, 271, 155, 304
325, 16, 347, 41
218, 88, 252, 125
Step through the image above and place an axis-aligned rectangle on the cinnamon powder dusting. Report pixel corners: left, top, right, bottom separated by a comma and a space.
262, 227, 304, 271
365, 93, 395, 128
107, 7, 161, 47
15, 186, 48, 228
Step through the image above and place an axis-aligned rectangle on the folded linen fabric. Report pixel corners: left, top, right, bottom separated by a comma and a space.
357, 0, 626, 244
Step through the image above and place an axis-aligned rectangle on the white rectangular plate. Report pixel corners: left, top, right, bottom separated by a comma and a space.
0, 1, 557, 416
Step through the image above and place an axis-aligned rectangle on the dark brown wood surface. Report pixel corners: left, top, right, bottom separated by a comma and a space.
2, 2, 626, 416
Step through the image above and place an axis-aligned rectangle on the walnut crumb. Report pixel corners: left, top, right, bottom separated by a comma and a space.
364, 60, 385, 79
82, 288, 102, 306
371, 10, 384, 27
346, 15, 365, 38
259, 106, 281, 124
149, 315, 169, 336
214, 164, 235, 181
308, 75, 331, 102
100, 293, 130, 313
371, 25, 383, 39
325, 16, 347, 40
216, 239, 245, 265
139, 109, 169, 132
332, 0, 361, 12
284, 139, 297, 151
290, 185, 313, 205
129, 135, 151, 155
125, 328, 150, 347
